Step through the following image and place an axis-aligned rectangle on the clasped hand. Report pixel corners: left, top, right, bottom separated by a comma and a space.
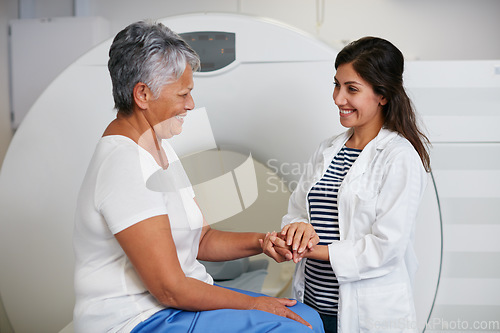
259, 222, 319, 263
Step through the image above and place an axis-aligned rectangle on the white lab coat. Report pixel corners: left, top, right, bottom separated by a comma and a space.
282, 128, 428, 332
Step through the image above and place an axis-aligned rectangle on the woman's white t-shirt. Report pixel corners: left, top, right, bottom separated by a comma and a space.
73, 135, 213, 333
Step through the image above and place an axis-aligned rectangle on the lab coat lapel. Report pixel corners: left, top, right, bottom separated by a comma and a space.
342, 128, 397, 185
321, 130, 351, 174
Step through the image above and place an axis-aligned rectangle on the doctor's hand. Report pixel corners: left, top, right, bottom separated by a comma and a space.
251, 296, 313, 329
281, 222, 319, 263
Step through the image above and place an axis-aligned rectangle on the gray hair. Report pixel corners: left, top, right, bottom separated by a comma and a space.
108, 20, 200, 114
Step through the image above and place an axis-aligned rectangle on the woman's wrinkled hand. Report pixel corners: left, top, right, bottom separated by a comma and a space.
259, 231, 293, 263
251, 296, 312, 329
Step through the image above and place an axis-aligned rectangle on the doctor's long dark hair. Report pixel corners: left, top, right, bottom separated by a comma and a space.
335, 36, 431, 172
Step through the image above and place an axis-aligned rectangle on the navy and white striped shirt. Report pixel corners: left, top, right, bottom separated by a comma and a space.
304, 145, 361, 315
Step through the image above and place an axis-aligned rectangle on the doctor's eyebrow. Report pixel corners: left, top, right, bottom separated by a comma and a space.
334, 76, 365, 87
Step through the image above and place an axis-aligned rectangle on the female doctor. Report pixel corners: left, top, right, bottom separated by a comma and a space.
262, 37, 431, 333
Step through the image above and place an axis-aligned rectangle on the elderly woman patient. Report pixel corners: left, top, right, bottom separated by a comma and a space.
72, 20, 323, 333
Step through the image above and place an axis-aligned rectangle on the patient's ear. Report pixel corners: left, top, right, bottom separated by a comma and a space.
133, 82, 152, 110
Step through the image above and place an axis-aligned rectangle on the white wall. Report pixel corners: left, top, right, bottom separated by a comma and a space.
0, 5, 17, 333
0, 5, 18, 332
0, 0, 16, 169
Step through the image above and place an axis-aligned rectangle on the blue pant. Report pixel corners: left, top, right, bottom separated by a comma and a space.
131, 286, 324, 333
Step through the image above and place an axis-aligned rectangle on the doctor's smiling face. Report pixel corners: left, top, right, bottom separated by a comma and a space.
333, 62, 387, 131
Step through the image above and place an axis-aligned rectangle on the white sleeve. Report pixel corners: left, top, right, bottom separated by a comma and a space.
95, 147, 168, 234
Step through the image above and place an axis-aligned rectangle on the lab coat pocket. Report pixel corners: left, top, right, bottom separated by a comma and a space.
358, 283, 414, 332
355, 191, 377, 207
